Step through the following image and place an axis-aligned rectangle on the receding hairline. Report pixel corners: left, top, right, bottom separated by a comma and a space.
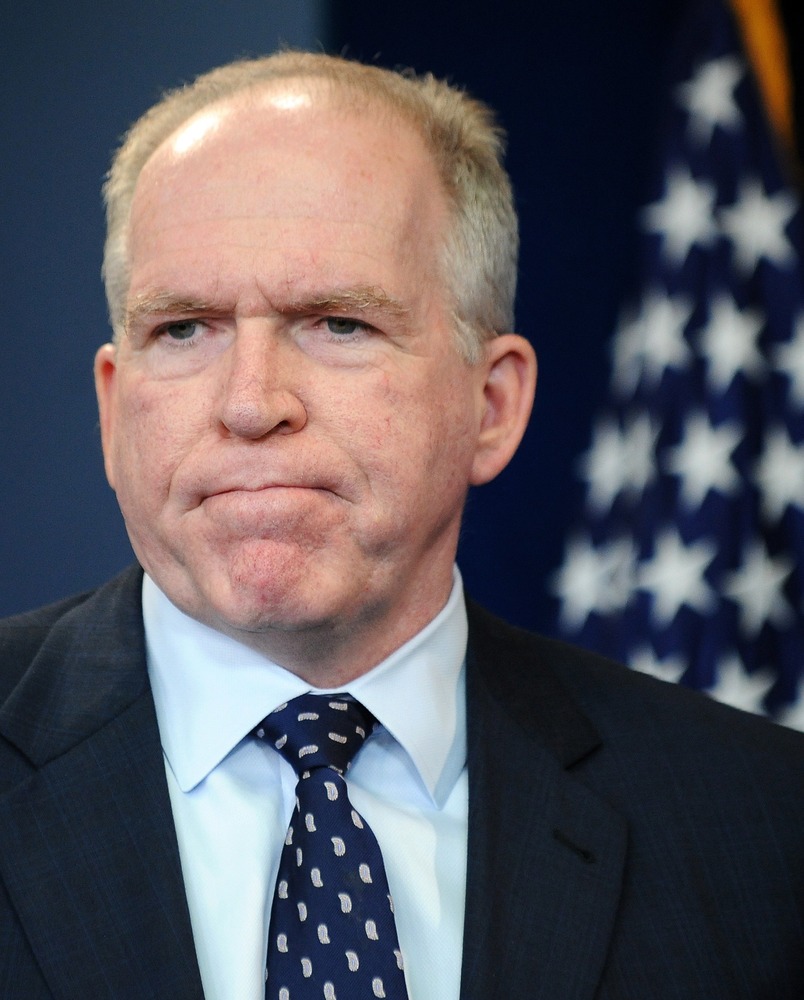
132, 67, 467, 203
140, 74, 442, 185
103, 51, 518, 359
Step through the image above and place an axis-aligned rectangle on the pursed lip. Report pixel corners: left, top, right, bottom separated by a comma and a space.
198, 482, 346, 510
175, 452, 353, 509
205, 481, 337, 497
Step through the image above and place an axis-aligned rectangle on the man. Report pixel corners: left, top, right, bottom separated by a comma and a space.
0, 51, 802, 1000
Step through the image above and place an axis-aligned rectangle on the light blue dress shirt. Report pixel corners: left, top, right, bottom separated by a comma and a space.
144, 570, 468, 1000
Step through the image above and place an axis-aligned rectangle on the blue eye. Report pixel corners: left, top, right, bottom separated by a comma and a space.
325, 317, 363, 336
161, 320, 200, 341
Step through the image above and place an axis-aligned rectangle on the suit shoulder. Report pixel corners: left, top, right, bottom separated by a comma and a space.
546, 632, 804, 761
0, 592, 95, 694
0, 588, 97, 633
0, 567, 144, 702
466, 598, 804, 766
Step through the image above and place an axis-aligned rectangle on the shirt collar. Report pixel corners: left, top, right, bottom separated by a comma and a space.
144, 570, 467, 807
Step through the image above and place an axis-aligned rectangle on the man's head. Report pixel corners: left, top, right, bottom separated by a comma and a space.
102, 50, 517, 364
94, 52, 536, 682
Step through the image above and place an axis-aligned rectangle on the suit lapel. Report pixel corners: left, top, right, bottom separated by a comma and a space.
0, 568, 204, 1000
460, 602, 627, 1000
1, 573, 625, 1000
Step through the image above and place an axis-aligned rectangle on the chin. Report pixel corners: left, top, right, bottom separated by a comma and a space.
149, 540, 365, 639
218, 596, 320, 634
200, 572, 348, 639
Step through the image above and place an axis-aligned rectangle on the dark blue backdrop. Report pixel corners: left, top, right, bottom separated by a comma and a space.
331, 0, 687, 630
1, 1, 324, 616
3, 0, 694, 632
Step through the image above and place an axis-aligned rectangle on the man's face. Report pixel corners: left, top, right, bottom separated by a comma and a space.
96, 85, 521, 678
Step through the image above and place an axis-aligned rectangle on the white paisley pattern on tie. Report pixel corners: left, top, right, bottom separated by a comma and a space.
254, 694, 410, 1000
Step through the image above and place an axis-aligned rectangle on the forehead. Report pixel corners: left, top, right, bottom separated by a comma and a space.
126, 87, 449, 308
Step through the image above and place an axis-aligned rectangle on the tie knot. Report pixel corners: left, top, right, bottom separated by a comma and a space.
254, 693, 376, 776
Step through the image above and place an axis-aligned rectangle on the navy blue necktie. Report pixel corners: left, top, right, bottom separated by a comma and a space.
254, 694, 409, 1000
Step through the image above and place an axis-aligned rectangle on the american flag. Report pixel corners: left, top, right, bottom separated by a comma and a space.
552, 0, 804, 729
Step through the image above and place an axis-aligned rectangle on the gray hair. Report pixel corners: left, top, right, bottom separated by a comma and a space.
102, 50, 518, 363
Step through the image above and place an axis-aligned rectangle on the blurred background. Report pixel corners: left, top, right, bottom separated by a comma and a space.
3, 0, 803, 721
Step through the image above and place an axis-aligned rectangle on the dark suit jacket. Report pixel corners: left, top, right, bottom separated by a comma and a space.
1, 565, 802, 999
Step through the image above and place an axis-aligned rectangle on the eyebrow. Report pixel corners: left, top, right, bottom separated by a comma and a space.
284, 287, 410, 320
124, 285, 410, 334
124, 293, 219, 334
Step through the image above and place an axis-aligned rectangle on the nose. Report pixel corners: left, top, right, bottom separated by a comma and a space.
218, 326, 307, 440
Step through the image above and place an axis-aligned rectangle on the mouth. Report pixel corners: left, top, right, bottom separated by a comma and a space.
208, 483, 337, 499
199, 484, 345, 516
178, 457, 351, 511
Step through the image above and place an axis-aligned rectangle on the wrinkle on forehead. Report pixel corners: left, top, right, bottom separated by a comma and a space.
124, 285, 411, 334
125, 87, 451, 341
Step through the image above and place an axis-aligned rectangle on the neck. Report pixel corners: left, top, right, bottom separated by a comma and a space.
218, 589, 453, 686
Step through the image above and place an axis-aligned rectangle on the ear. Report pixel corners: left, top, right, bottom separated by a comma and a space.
94, 342, 119, 490
470, 333, 537, 486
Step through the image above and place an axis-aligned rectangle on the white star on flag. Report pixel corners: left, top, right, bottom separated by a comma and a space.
706, 654, 776, 713
620, 414, 661, 497
577, 414, 660, 513
663, 412, 741, 508
719, 179, 797, 275
576, 420, 631, 514
636, 289, 695, 386
676, 53, 743, 143
552, 536, 635, 629
698, 293, 765, 391
629, 646, 687, 684
722, 542, 794, 636
773, 313, 804, 407
641, 166, 718, 265
637, 529, 717, 626
753, 427, 804, 522
555, 0, 804, 727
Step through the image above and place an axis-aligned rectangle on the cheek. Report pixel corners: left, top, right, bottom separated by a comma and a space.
109, 382, 204, 508
351, 368, 477, 493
